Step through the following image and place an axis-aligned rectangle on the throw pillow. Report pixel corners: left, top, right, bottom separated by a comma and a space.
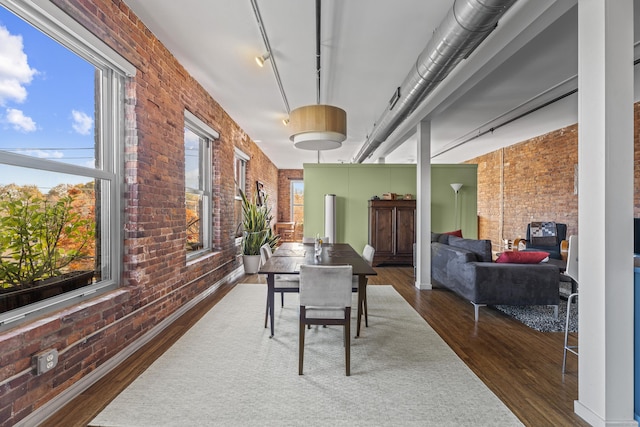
495, 251, 550, 264
443, 229, 463, 238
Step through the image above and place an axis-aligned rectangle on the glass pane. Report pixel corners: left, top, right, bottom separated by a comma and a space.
185, 191, 202, 251
293, 205, 304, 225
184, 128, 201, 191
292, 181, 304, 205
0, 7, 99, 168
0, 164, 97, 313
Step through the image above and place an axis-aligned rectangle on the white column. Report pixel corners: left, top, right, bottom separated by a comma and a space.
416, 120, 431, 289
576, 1, 636, 425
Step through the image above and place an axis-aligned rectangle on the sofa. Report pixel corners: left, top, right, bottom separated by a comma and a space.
431, 233, 560, 321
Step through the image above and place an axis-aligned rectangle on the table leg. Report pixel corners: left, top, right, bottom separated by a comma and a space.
267, 273, 275, 338
356, 274, 366, 337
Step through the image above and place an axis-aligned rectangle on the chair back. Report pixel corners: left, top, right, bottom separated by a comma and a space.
362, 244, 375, 266
260, 244, 272, 266
525, 222, 567, 259
565, 235, 578, 283
299, 265, 352, 308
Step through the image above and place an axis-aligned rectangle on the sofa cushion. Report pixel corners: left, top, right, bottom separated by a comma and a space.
431, 232, 450, 244
495, 250, 549, 264
447, 236, 492, 262
444, 229, 463, 237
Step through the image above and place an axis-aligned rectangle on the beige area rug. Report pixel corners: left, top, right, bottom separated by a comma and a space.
90, 284, 522, 427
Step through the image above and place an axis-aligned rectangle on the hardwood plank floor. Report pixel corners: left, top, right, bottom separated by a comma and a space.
42, 266, 587, 426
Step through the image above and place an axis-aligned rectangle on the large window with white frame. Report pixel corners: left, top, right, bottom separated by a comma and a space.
184, 111, 217, 257
234, 148, 249, 238
0, 0, 133, 327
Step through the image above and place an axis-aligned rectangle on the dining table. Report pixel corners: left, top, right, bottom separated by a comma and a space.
258, 242, 377, 338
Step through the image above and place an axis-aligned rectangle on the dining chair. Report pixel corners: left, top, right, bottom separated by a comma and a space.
562, 235, 578, 374
298, 264, 353, 376
352, 244, 375, 327
260, 244, 299, 328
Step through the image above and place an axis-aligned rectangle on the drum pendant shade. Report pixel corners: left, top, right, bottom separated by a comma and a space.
289, 104, 347, 150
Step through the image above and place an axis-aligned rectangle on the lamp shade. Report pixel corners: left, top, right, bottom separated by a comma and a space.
289, 104, 347, 150
450, 183, 463, 193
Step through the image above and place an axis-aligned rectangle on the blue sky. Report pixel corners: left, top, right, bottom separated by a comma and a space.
0, 6, 96, 188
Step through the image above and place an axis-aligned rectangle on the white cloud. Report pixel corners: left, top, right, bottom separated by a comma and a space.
6, 107, 36, 132
0, 25, 37, 106
17, 149, 63, 159
71, 110, 93, 135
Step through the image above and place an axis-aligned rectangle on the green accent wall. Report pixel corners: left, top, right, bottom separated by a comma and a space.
303, 163, 477, 252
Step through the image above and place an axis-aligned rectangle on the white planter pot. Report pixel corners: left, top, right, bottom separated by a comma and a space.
243, 254, 262, 274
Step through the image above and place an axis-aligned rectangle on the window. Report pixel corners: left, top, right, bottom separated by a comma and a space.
234, 149, 249, 238
184, 111, 217, 257
0, 0, 133, 326
291, 180, 304, 225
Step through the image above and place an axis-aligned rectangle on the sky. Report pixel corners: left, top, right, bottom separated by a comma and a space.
0, 5, 97, 189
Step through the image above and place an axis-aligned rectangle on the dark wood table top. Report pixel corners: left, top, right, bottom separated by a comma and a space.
259, 242, 377, 276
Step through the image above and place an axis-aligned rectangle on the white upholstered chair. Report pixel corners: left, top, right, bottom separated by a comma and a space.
260, 244, 299, 328
562, 235, 578, 374
352, 244, 375, 327
298, 264, 353, 376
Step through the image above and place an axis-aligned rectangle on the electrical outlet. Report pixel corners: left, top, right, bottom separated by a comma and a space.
35, 349, 58, 375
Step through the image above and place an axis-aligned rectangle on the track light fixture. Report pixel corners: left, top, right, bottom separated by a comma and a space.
255, 52, 270, 67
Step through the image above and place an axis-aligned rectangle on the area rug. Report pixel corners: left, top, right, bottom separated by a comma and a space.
492, 282, 578, 333
90, 284, 522, 427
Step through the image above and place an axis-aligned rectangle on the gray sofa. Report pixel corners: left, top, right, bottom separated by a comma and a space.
431, 233, 560, 321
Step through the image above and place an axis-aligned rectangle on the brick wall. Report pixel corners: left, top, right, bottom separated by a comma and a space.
468, 103, 640, 250
277, 169, 304, 222
0, 1, 278, 425
467, 125, 579, 250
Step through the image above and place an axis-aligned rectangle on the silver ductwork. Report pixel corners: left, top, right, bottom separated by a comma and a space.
352, 0, 517, 163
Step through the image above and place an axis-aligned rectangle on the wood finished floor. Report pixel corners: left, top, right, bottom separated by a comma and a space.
42, 266, 587, 427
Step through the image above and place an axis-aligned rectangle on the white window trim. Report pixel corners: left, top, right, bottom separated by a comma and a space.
234, 148, 249, 200
184, 111, 217, 260
0, 0, 128, 329
0, 0, 135, 77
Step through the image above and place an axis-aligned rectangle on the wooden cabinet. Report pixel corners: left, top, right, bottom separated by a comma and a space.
368, 199, 416, 266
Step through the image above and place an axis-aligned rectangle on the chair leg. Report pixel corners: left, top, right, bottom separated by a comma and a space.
299, 317, 305, 375
562, 293, 578, 374
281, 291, 284, 307
345, 307, 351, 376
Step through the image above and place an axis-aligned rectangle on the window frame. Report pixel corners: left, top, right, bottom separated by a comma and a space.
0, 0, 133, 328
290, 179, 304, 224
184, 111, 218, 259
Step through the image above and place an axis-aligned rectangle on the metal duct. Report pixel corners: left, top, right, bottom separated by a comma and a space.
352, 0, 517, 163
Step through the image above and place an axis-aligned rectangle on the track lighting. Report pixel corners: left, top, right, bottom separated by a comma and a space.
255, 52, 270, 67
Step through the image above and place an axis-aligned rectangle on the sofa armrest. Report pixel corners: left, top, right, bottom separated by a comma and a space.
431, 242, 476, 288
457, 262, 560, 306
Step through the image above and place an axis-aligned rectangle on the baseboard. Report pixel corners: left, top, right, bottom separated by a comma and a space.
15, 266, 244, 427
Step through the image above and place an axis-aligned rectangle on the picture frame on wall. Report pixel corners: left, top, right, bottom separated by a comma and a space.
256, 181, 266, 206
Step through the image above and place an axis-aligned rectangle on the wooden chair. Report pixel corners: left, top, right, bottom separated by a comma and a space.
276, 222, 296, 242
514, 222, 568, 261
298, 265, 353, 376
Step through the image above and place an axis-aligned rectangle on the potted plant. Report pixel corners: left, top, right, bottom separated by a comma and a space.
0, 191, 95, 312
239, 189, 278, 273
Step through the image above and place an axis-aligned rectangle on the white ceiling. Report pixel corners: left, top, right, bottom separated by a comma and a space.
122, 0, 639, 169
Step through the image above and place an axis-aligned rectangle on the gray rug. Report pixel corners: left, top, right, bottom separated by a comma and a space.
90, 284, 522, 427
492, 283, 578, 332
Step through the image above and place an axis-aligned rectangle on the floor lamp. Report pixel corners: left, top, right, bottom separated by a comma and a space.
450, 183, 463, 230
